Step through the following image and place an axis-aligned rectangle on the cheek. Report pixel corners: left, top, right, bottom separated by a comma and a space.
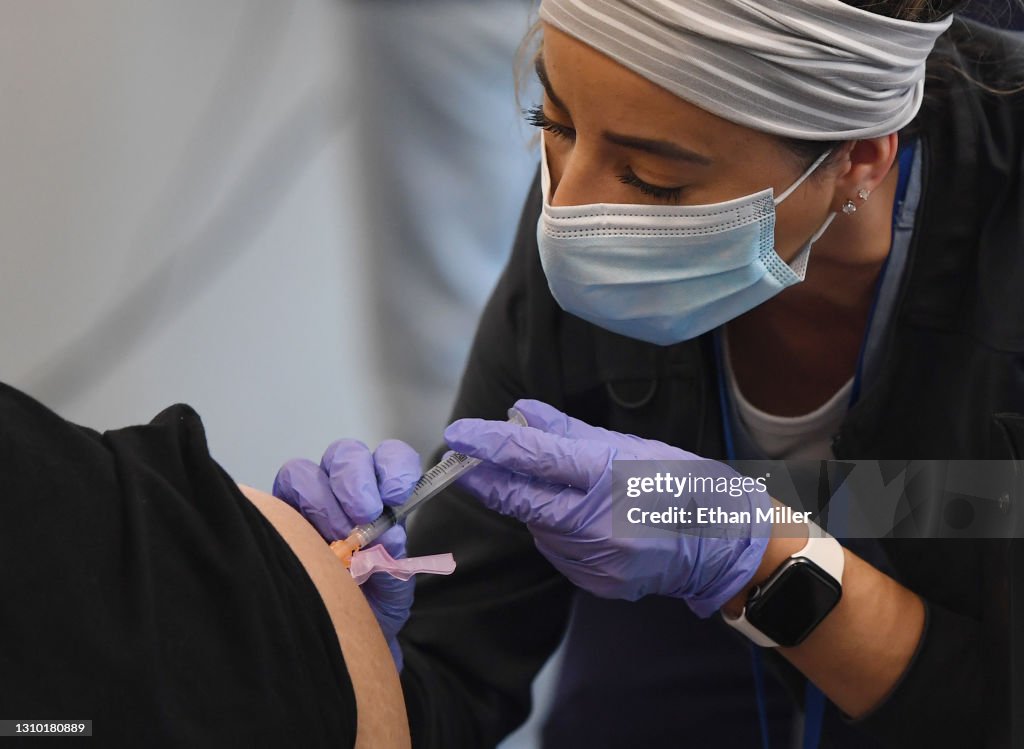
772, 188, 835, 262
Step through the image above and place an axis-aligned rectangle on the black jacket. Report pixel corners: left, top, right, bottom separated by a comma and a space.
399, 19, 1024, 749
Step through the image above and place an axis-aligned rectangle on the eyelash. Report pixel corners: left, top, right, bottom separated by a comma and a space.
617, 168, 684, 203
524, 104, 684, 203
524, 104, 575, 141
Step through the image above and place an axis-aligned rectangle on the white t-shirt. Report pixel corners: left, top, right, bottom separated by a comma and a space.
722, 332, 852, 460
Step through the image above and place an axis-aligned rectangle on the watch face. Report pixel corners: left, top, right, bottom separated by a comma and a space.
745, 558, 842, 647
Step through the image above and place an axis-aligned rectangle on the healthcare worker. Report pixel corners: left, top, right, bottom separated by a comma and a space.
275, 1, 1024, 747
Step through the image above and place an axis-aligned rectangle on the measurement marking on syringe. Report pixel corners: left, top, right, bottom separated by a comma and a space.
415, 454, 475, 492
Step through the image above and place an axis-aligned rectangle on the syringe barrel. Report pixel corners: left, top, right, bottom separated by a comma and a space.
353, 508, 398, 546
346, 408, 528, 549
390, 455, 482, 525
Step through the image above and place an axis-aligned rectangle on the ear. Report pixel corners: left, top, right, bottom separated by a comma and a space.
828, 133, 899, 214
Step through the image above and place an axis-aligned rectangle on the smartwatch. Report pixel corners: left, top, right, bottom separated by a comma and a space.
723, 524, 844, 648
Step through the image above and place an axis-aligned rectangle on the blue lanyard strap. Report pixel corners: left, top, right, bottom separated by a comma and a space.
849, 142, 917, 406
720, 142, 917, 749
803, 679, 827, 749
713, 331, 737, 461
749, 644, 772, 749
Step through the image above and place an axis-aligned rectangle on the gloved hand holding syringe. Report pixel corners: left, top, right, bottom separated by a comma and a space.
329, 408, 529, 566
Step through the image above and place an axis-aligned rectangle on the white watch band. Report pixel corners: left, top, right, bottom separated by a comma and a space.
722, 522, 845, 648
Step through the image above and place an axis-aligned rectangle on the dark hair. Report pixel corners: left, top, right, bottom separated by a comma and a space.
780, 0, 1020, 171
842, 0, 969, 23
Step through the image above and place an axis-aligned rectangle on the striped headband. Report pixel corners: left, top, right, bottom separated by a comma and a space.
538, 0, 954, 140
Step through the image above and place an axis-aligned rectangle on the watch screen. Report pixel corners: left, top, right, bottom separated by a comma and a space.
746, 559, 842, 646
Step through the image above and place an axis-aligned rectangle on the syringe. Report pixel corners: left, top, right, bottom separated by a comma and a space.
330, 408, 528, 566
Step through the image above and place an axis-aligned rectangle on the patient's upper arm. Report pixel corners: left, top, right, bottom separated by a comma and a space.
239, 485, 410, 749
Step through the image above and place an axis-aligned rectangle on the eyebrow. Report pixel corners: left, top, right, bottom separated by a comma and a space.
602, 131, 713, 166
534, 55, 712, 167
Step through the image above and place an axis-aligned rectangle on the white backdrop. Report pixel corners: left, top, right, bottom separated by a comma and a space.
3, 0, 431, 489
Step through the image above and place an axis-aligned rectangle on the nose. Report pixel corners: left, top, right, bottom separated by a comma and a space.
548, 155, 596, 208
548, 142, 648, 208
544, 139, 607, 208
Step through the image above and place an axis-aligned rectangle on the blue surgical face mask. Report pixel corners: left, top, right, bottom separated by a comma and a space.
537, 146, 835, 346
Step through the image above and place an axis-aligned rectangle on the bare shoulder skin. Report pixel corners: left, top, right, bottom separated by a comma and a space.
239, 485, 411, 749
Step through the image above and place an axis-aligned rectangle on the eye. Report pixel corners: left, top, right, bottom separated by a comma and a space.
617, 167, 684, 203
524, 104, 576, 142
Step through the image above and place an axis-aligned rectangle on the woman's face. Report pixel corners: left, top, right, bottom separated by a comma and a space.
535, 23, 845, 263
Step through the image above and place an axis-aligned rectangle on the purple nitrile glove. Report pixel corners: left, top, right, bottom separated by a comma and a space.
273, 438, 421, 671
444, 399, 772, 618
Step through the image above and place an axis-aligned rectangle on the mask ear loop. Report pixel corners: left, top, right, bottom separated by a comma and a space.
775, 148, 836, 280
773, 148, 834, 206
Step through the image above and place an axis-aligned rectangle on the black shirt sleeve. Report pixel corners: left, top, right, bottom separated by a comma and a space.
399, 173, 575, 748
0, 384, 357, 748
845, 598, 985, 748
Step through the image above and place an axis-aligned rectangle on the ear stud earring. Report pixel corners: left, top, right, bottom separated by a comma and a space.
843, 187, 870, 215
